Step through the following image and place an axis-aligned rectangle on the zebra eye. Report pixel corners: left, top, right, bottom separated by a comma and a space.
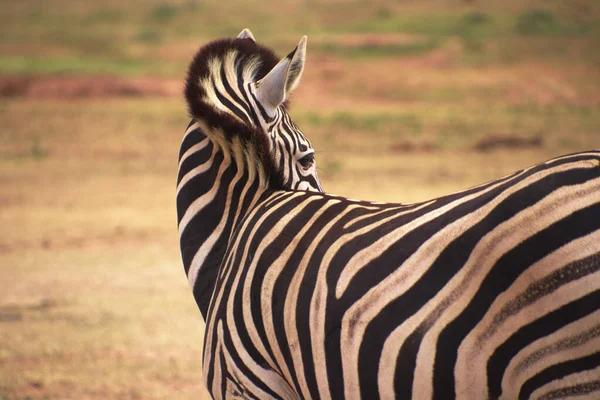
298, 153, 314, 169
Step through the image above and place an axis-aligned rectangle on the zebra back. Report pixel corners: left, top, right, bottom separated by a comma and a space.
178, 31, 600, 400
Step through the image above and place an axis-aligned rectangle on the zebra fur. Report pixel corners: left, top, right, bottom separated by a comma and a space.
183, 31, 321, 194
177, 30, 600, 399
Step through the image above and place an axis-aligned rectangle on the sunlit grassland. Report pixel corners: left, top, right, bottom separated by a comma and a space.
1, 0, 599, 75
296, 104, 599, 202
1, 93, 600, 400
0, 98, 210, 399
1, 246, 206, 400
1, 0, 600, 398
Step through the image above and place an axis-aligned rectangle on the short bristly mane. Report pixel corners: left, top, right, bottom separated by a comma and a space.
184, 37, 287, 189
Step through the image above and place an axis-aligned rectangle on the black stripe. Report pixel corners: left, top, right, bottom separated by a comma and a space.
179, 124, 207, 161
269, 197, 335, 394
249, 87, 274, 123
271, 200, 352, 399
431, 167, 599, 399
284, 113, 308, 152
538, 379, 600, 399
514, 324, 600, 376
218, 341, 227, 398
439, 199, 600, 398
204, 202, 296, 400
518, 352, 600, 400
488, 288, 600, 399
220, 62, 253, 121
212, 76, 251, 125
235, 68, 261, 126
281, 117, 300, 154
302, 205, 384, 399
229, 168, 260, 233
177, 141, 214, 188
177, 147, 223, 228
277, 132, 296, 187
220, 323, 284, 399
186, 154, 237, 316
355, 170, 536, 396
227, 196, 319, 396
434, 198, 600, 398
489, 252, 600, 335
247, 195, 328, 395
303, 175, 320, 191
356, 163, 597, 397
216, 192, 302, 381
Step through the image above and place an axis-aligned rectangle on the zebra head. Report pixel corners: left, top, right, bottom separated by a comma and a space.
184, 29, 323, 192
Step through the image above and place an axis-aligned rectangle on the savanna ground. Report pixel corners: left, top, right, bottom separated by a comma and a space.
1, 0, 599, 398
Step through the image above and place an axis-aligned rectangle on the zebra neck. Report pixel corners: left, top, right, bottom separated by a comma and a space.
177, 121, 270, 319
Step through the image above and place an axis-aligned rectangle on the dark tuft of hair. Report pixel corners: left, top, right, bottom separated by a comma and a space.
184, 37, 285, 189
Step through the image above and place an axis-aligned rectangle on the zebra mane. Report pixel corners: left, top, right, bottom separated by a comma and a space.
184, 37, 286, 189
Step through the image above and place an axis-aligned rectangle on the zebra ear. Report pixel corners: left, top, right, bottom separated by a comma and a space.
236, 29, 255, 42
256, 36, 307, 111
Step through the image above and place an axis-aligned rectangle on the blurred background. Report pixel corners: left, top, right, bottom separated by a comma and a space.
0, 0, 598, 398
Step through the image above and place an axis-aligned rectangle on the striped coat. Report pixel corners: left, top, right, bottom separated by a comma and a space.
177, 31, 600, 399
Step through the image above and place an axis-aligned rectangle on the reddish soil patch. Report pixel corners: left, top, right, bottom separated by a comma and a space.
390, 141, 437, 153
321, 33, 428, 47
0, 75, 182, 99
473, 134, 543, 152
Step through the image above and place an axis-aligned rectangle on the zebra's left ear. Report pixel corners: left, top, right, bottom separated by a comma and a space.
236, 28, 255, 42
256, 36, 307, 111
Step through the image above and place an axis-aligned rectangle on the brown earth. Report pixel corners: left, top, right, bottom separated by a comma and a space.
0, 75, 182, 98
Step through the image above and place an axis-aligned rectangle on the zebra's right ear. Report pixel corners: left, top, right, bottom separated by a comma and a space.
255, 36, 307, 112
236, 28, 255, 42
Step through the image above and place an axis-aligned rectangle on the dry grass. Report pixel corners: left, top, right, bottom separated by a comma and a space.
1, 94, 597, 400
1, 246, 207, 400
1, 1, 599, 398
0, 98, 211, 399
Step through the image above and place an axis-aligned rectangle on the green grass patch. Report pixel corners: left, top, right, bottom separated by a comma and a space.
344, 8, 594, 37
516, 10, 562, 35
299, 111, 423, 136
298, 104, 600, 154
514, 9, 588, 36
458, 11, 496, 38
1, 1, 598, 75
151, 3, 178, 22
135, 29, 163, 44
313, 38, 440, 58
86, 8, 124, 23
31, 140, 49, 160
346, 13, 467, 36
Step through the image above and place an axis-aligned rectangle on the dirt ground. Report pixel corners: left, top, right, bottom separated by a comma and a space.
0, 75, 182, 99
2, 84, 596, 400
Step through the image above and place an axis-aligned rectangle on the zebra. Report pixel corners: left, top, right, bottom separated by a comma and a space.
177, 30, 600, 399
178, 29, 323, 317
